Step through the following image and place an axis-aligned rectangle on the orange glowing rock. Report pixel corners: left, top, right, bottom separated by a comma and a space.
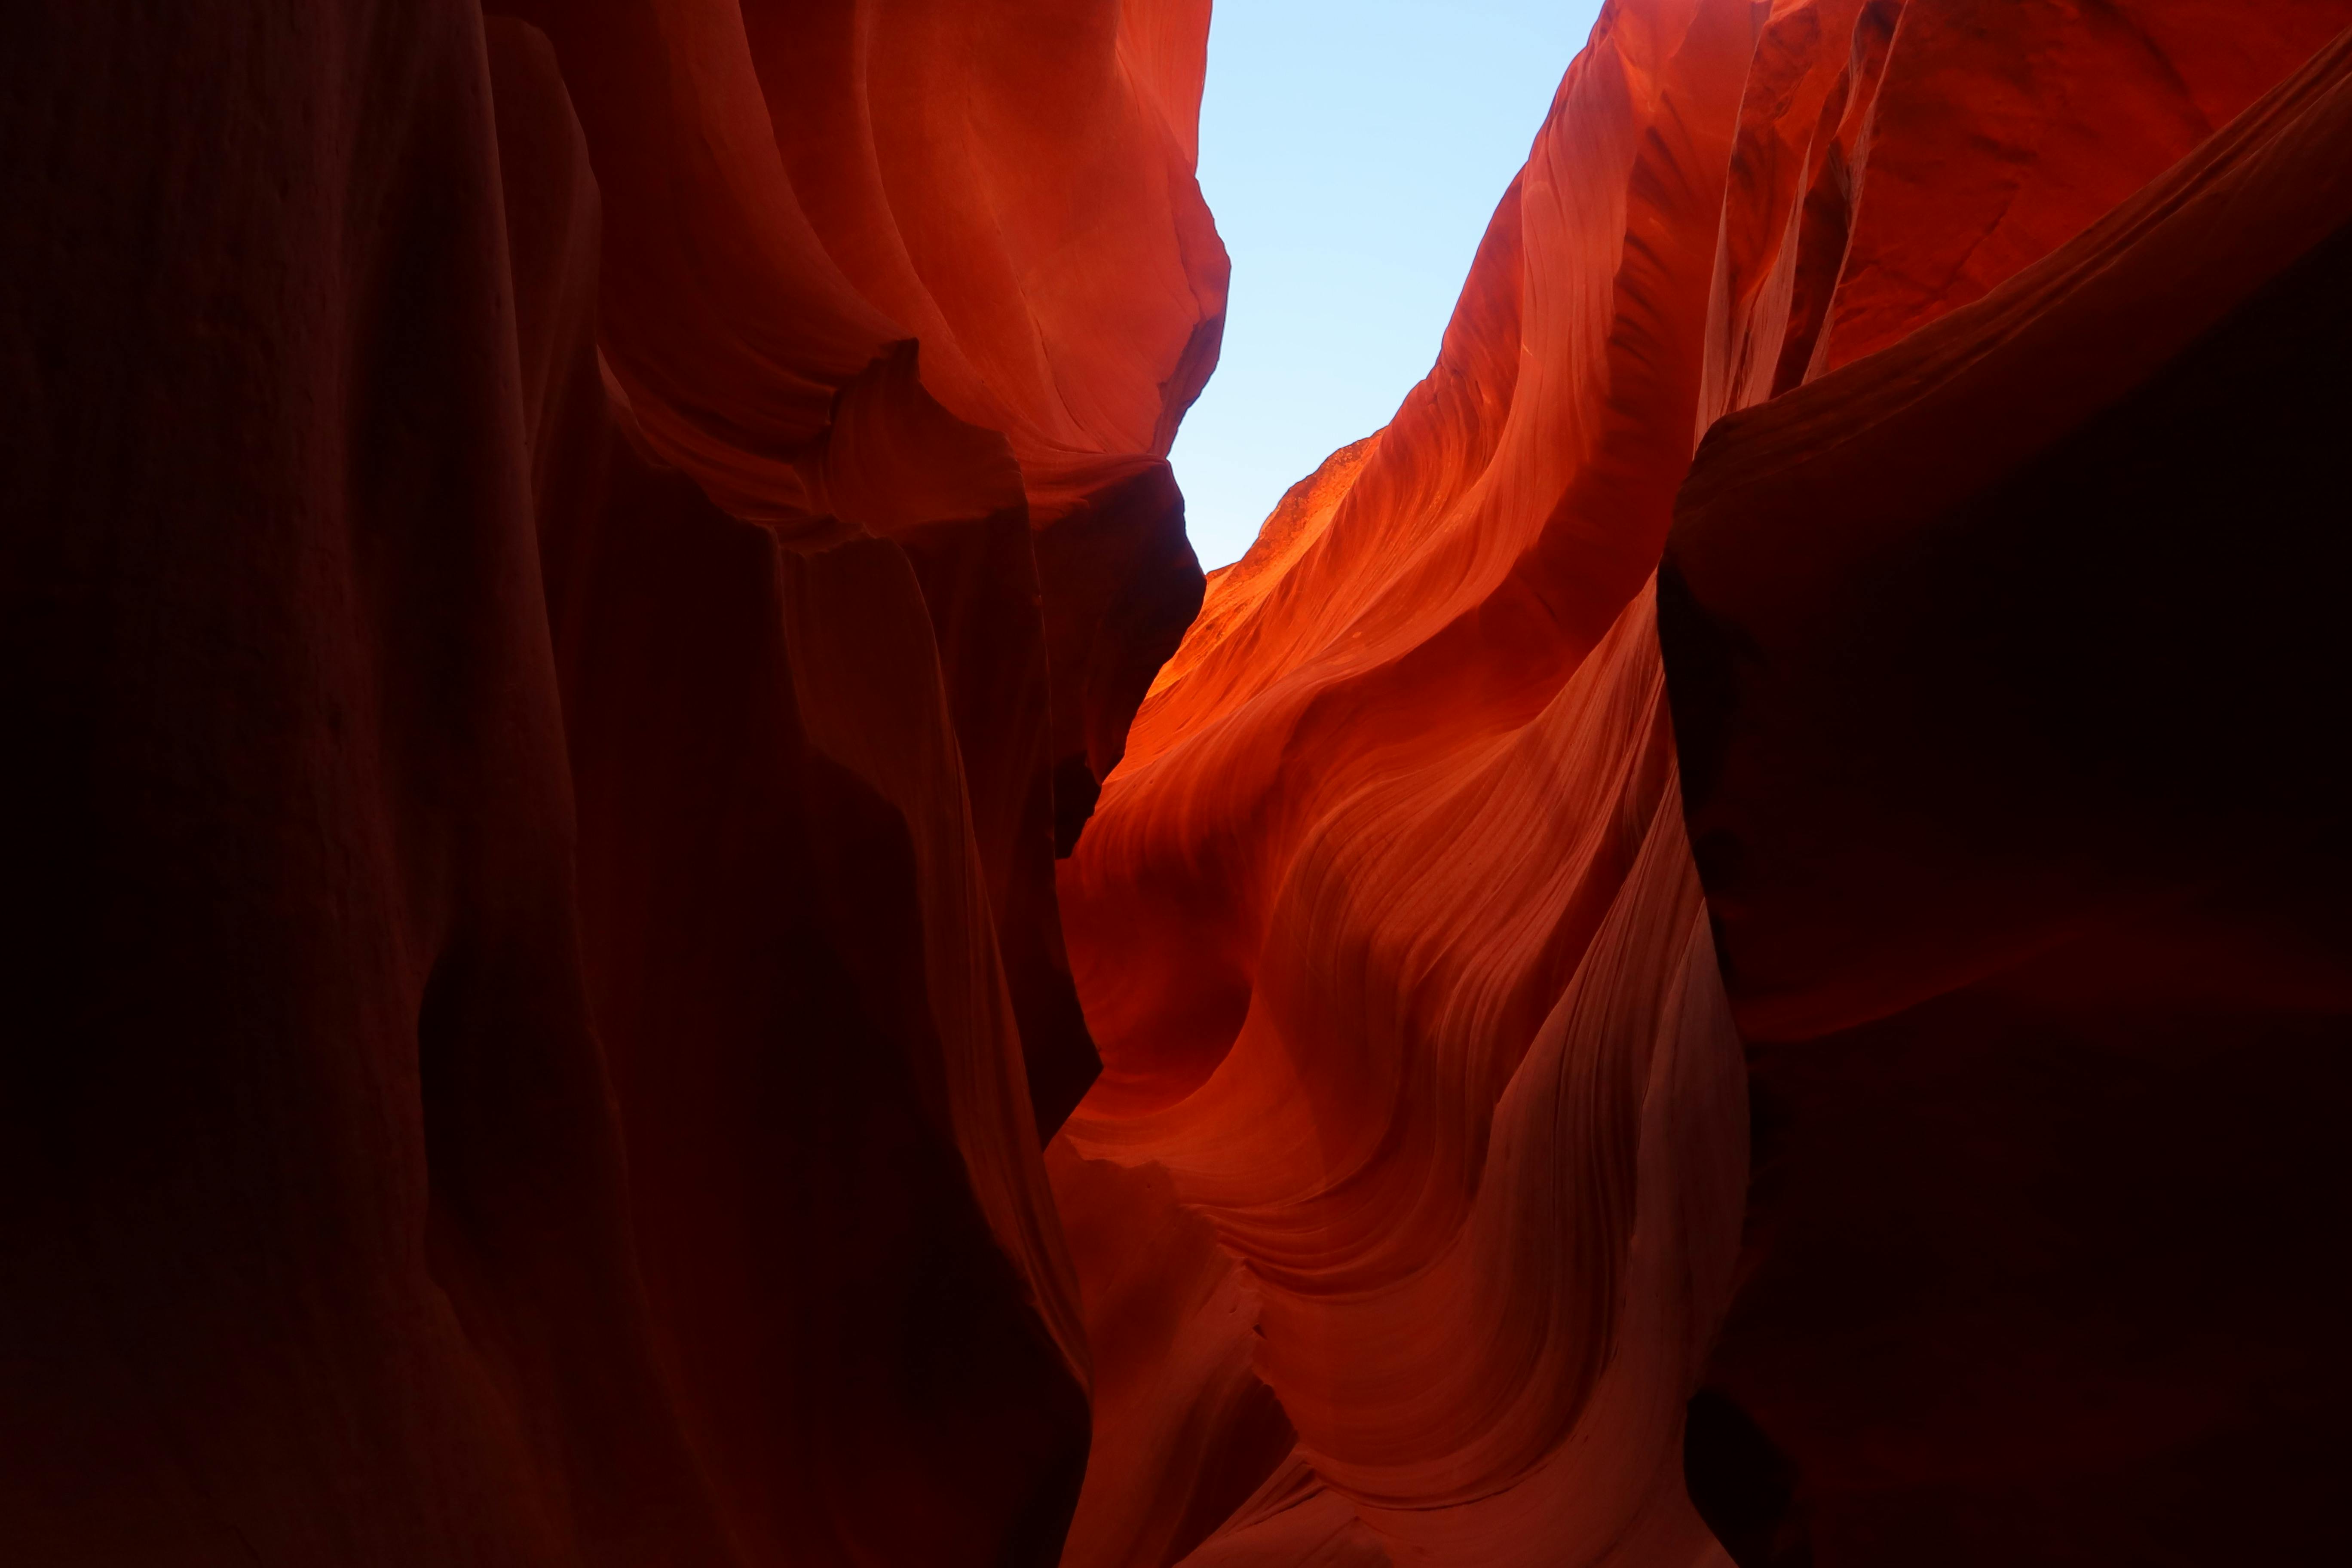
11, 0, 2352, 1563
1056, 3, 1761, 1559
1058, 2, 2352, 1563
501, 0, 1228, 1556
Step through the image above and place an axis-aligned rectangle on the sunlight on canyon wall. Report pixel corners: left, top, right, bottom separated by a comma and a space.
3, 3, 2350, 1566
1058, 2, 2352, 1562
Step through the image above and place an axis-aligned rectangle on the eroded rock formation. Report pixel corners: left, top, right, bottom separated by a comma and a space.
1060, 2, 2352, 1564
4, 2, 2349, 1566
5, 2, 1214, 1562
1665, 15, 2352, 1559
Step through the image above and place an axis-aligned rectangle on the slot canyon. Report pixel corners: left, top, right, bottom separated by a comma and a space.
6, 1, 2351, 1563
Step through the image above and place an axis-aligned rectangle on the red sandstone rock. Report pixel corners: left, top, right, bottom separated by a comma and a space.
1057, 4, 1761, 1560
1063, 2, 2352, 1563
10, 1, 2352, 1564
4, 1, 1216, 1563
1, 7, 719, 1561
1663, 21, 2352, 1561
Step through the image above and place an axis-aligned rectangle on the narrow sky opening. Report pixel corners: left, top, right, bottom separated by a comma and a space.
1173, 1, 1607, 569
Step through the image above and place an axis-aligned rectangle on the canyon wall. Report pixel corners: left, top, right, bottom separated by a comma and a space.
1665, 13, 2352, 1559
3, 2, 1215, 1562
1059, 2, 2352, 1564
4, 3, 2349, 1567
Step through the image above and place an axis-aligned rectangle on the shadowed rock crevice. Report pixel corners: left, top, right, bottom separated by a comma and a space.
7, 2, 2352, 1564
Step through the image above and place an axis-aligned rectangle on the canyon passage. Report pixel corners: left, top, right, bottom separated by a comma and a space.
4, 3, 2351, 1565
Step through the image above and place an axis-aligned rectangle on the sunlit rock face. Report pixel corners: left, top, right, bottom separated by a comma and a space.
1059, 2, 2352, 1565
6, 2, 2352, 1566
1058, 5, 1761, 1561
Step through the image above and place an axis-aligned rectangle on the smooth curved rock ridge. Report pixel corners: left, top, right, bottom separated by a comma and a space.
490, 0, 1225, 521
489, 5, 1239, 1554
510, 0, 1238, 1552
1057, 2, 2352, 1564
1064, 598, 1748, 1568
12, 1, 2352, 1565
1057, 2, 1761, 1559
1065, 0, 1757, 1116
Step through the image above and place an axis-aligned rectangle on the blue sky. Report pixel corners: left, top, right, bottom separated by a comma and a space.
1172, 1, 1608, 568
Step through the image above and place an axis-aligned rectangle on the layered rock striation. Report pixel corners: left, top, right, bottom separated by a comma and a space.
5, 3, 2350, 1566
4, 2, 1216, 1563
1060, 2, 2352, 1564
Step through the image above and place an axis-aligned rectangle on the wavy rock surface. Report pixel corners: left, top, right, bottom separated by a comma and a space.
1059, 3, 2352, 1565
10, 1, 2352, 1565
3, 2, 1216, 1563
1058, 4, 1762, 1562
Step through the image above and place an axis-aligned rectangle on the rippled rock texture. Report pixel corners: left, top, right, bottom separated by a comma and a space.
1060, 2, 2352, 1565
4, 2, 1215, 1562
6, 3, 2351, 1566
